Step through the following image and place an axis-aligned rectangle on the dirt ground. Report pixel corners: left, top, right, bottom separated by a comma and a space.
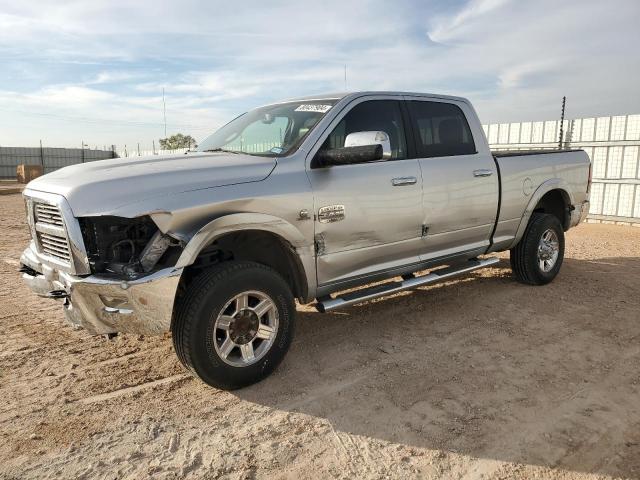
1, 193, 639, 480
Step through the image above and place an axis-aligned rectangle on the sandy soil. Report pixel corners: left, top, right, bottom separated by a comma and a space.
0, 193, 639, 480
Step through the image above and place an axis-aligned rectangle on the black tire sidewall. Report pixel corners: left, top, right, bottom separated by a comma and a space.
524, 214, 565, 284
186, 264, 294, 389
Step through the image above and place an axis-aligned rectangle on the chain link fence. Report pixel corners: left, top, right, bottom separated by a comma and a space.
0, 146, 117, 179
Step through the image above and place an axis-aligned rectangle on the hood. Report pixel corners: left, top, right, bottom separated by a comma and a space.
26, 152, 276, 216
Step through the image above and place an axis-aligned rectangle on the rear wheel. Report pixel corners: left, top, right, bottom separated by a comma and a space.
172, 261, 295, 389
510, 213, 565, 285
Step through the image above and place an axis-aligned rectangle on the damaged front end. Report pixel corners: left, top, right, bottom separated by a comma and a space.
79, 215, 182, 279
20, 189, 185, 335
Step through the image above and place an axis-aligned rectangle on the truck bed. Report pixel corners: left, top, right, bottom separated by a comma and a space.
490, 148, 591, 252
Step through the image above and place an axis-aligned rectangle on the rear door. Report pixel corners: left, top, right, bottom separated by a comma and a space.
306, 98, 424, 287
405, 98, 499, 260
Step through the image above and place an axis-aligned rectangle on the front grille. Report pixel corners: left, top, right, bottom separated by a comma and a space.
34, 203, 64, 227
36, 231, 71, 262
31, 201, 72, 266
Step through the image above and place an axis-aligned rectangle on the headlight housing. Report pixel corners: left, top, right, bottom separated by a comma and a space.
79, 216, 181, 278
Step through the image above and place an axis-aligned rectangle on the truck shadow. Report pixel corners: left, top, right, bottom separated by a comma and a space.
236, 256, 640, 478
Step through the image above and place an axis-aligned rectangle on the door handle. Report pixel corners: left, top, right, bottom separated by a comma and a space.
391, 176, 417, 186
473, 169, 493, 177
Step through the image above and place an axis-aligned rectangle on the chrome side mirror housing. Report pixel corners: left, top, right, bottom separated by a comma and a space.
344, 131, 391, 159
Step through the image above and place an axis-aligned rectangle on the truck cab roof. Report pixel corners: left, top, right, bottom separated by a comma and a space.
267, 91, 472, 106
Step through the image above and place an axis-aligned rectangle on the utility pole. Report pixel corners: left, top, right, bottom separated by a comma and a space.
162, 88, 167, 138
558, 96, 566, 150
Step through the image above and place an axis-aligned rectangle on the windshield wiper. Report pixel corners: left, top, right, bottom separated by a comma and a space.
202, 148, 242, 154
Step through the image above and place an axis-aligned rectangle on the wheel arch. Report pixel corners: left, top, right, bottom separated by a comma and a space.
175, 213, 316, 303
509, 179, 574, 249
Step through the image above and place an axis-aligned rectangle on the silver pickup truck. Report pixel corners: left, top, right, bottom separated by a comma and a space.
20, 91, 591, 389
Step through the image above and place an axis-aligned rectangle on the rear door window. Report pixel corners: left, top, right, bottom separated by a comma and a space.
407, 101, 476, 157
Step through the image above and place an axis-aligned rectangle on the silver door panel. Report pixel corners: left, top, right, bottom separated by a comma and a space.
419, 225, 491, 262
317, 235, 426, 285
418, 153, 498, 259
310, 159, 423, 285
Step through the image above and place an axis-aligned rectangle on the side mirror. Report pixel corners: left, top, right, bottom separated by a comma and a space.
345, 131, 391, 159
316, 144, 383, 167
313, 130, 391, 168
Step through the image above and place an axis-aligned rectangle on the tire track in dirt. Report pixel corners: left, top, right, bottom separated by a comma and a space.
76, 374, 192, 404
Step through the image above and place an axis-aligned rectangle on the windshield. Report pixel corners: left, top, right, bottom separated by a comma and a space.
197, 100, 339, 156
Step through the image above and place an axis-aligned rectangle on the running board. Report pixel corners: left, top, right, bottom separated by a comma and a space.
315, 257, 500, 313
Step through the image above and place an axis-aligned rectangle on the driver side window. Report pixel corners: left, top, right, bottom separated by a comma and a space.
321, 100, 407, 160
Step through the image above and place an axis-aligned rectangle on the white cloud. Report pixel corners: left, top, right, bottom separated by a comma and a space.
428, 0, 511, 43
36, 86, 114, 105
497, 60, 558, 89
86, 72, 140, 85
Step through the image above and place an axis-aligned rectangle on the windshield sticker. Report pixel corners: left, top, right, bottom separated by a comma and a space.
295, 104, 332, 113
270, 147, 284, 154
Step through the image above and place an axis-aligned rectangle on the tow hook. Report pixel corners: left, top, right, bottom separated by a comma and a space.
46, 290, 69, 299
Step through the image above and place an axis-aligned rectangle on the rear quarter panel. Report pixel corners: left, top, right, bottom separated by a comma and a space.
491, 150, 590, 251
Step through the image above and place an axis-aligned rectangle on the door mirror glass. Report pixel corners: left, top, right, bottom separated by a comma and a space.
315, 144, 383, 167
344, 131, 392, 159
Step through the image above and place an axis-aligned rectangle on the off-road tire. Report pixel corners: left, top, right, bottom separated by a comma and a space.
172, 261, 295, 389
510, 213, 565, 285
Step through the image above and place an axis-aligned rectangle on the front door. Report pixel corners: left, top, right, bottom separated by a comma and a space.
306, 98, 424, 287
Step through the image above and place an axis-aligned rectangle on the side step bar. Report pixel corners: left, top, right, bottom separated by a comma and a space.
315, 257, 500, 313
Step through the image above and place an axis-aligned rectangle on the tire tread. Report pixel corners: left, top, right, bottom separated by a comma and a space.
172, 261, 286, 385
510, 213, 564, 285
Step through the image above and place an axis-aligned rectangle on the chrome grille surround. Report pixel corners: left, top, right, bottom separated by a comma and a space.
23, 189, 90, 275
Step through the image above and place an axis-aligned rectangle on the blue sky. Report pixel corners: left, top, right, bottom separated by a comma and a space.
0, 0, 638, 149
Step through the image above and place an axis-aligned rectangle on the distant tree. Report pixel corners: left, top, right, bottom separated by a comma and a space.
159, 133, 197, 150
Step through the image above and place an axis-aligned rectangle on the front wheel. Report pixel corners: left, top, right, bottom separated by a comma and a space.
172, 261, 295, 389
510, 213, 565, 285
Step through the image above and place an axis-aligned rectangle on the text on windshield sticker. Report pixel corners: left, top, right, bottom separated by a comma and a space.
295, 104, 332, 113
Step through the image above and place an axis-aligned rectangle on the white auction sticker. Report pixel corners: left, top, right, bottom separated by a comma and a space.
295, 104, 332, 113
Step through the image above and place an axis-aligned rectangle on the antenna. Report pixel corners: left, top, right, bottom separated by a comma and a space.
558, 96, 566, 150
344, 64, 347, 90
162, 88, 167, 138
